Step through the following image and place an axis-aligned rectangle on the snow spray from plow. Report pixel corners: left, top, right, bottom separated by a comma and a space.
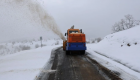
2, 0, 66, 41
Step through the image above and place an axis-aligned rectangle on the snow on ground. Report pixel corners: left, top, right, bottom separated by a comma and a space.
0, 39, 62, 56
0, 45, 61, 80
87, 26, 140, 79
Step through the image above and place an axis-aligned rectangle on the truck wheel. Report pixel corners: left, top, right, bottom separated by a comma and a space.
66, 51, 70, 55
81, 51, 85, 55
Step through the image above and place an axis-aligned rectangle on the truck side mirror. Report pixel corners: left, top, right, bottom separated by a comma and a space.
80, 29, 82, 33
65, 33, 67, 36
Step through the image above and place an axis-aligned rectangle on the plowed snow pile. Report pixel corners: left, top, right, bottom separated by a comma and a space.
87, 26, 140, 79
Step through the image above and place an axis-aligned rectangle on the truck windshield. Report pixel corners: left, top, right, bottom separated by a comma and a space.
69, 31, 79, 34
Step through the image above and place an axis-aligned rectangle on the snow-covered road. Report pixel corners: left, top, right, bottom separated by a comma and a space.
0, 44, 140, 80
36, 47, 121, 80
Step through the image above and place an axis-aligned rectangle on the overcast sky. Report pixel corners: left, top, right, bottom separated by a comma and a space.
42, 0, 140, 38
0, 0, 140, 42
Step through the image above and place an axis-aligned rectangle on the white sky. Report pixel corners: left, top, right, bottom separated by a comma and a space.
42, 0, 140, 38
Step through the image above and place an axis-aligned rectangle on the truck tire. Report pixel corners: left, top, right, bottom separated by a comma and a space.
66, 51, 70, 55
81, 51, 85, 55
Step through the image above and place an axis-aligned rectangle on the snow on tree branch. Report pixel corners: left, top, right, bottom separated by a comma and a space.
112, 14, 140, 33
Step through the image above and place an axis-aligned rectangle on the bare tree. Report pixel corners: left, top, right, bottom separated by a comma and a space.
112, 22, 122, 32
112, 23, 118, 32
120, 19, 125, 30
112, 14, 140, 33
125, 14, 134, 29
94, 38, 102, 42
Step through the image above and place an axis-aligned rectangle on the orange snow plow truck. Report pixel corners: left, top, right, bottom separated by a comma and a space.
63, 25, 86, 55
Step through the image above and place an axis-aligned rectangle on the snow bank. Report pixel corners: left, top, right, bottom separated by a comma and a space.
0, 45, 61, 80
87, 26, 140, 79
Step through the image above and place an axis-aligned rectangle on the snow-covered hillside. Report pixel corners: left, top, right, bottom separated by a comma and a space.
87, 26, 140, 79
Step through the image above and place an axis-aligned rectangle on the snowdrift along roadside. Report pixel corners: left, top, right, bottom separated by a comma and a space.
87, 26, 140, 79
0, 45, 61, 80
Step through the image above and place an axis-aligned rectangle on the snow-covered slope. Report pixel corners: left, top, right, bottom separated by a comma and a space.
87, 26, 140, 79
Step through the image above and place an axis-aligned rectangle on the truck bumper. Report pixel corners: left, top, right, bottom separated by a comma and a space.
66, 42, 86, 51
